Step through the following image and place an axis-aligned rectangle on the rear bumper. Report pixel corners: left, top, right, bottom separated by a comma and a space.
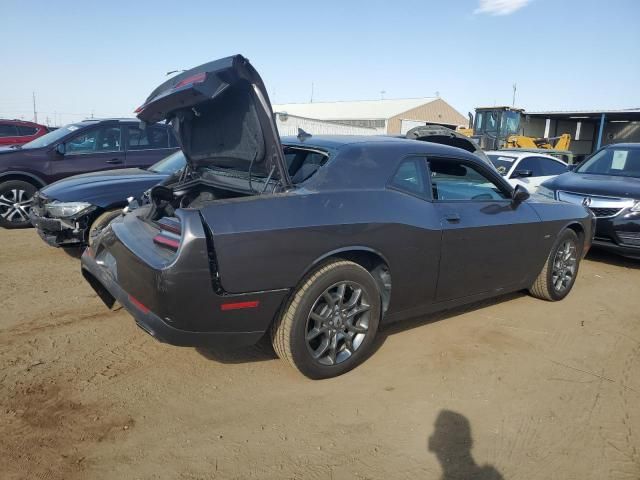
80, 210, 290, 348
82, 252, 267, 347
29, 211, 86, 247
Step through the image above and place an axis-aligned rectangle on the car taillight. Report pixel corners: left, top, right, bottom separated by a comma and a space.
134, 105, 145, 113
174, 72, 206, 89
153, 217, 182, 252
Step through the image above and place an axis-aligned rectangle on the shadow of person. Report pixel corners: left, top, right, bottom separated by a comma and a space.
428, 410, 503, 480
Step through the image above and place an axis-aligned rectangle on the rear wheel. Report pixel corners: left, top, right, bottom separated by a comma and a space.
271, 260, 381, 379
88, 209, 122, 246
529, 229, 581, 301
0, 180, 37, 229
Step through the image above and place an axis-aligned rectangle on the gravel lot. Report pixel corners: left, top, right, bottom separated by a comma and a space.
1, 228, 639, 480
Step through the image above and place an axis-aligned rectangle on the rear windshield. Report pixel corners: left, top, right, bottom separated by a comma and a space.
148, 151, 186, 174
488, 154, 517, 175
576, 147, 640, 177
21, 124, 83, 149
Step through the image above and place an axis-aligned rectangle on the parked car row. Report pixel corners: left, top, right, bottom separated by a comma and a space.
0, 118, 178, 228
3, 55, 637, 378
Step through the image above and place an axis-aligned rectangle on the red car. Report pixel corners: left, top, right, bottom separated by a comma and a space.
0, 119, 49, 147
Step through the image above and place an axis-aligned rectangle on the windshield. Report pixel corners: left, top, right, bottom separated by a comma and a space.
576, 147, 640, 177
148, 151, 186, 174
488, 154, 517, 175
20, 124, 84, 149
501, 111, 520, 135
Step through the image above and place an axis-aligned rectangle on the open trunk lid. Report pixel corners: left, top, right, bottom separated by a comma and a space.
136, 54, 290, 187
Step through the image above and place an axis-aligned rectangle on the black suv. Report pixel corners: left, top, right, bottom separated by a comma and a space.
540, 143, 640, 259
0, 118, 178, 228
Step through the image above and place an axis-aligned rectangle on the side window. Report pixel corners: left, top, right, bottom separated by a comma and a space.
127, 125, 169, 150
514, 157, 545, 177
390, 157, 427, 197
429, 159, 509, 201
66, 126, 122, 154
0, 124, 18, 137
17, 126, 38, 136
539, 158, 568, 176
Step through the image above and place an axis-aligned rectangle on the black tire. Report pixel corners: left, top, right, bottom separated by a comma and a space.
88, 209, 122, 246
529, 229, 581, 301
0, 180, 37, 229
271, 260, 381, 379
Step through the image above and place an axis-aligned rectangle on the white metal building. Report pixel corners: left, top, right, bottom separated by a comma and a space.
274, 113, 378, 136
273, 97, 467, 135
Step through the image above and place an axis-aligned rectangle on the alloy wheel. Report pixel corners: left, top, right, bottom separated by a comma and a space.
551, 240, 577, 293
0, 188, 33, 224
305, 281, 371, 366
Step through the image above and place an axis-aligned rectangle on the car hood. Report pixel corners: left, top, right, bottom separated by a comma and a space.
544, 172, 640, 198
41, 168, 167, 207
136, 54, 290, 187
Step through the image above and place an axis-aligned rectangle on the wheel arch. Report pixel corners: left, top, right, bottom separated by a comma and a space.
0, 171, 47, 188
299, 247, 392, 314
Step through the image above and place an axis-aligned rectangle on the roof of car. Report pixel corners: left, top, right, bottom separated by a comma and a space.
78, 118, 141, 123
281, 135, 410, 149
603, 143, 640, 149
281, 135, 487, 164
485, 150, 563, 161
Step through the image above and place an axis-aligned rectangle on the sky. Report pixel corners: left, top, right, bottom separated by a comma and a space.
1, 0, 638, 126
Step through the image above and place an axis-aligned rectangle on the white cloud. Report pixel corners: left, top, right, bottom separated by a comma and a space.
474, 0, 531, 16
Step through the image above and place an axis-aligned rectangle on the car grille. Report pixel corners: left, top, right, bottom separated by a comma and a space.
590, 207, 623, 218
557, 191, 634, 218
617, 231, 640, 247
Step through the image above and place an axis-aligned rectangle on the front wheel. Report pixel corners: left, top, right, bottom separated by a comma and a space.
0, 180, 37, 229
271, 260, 381, 379
529, 229, 581, 301
88, 209, 122, 246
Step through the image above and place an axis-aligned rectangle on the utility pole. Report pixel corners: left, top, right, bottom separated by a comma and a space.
310, 82, 314, 103
512, 83, 517, 107
32, 92, 38, 123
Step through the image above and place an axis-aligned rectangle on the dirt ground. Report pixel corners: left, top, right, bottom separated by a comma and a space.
0, 228, 639, 480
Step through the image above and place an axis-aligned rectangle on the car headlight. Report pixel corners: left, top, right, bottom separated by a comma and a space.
536, 185, 555, 199
45, 201, 93, 218
630, 200, 640, 212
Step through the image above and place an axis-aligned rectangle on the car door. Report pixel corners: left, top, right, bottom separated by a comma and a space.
124, 124, 179, 169
48, 124, 125, 182
428, 157, 543, 302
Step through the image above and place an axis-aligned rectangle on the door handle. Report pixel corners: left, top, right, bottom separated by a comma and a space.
106, 158, 122, 164
443, 213, 461, 223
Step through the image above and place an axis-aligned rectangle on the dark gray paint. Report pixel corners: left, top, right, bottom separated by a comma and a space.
83, 137, 593, 346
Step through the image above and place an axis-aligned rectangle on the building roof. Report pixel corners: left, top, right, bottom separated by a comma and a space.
525, 108, 640, 121
273, 97, 439, 121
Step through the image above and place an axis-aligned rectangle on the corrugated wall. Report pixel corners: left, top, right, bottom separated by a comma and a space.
276, 114, 379, 136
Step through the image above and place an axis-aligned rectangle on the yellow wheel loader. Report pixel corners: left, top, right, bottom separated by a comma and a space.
459, 106, 571, 152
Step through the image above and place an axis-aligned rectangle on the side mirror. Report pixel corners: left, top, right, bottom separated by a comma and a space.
511, 169, 533, 178
55, 143, 66, 156
512, 184, 530, 208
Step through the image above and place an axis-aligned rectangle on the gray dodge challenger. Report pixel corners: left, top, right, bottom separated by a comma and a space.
81, 55, 595, 378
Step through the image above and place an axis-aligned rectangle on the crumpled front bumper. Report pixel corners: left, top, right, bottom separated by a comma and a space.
29, 211, 87, 247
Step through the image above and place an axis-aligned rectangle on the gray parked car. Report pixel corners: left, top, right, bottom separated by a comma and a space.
82, 55, 595, 379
